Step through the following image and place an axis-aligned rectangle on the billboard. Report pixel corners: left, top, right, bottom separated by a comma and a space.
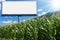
2, 0, 37, 16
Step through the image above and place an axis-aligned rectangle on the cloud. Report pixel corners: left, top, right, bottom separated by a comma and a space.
4, 16, 9, 18
38, 9, 42, 12
2, 20, 12, 24
2, 20, 18, 24
4, 16, 13, 18
23, 20, 26, 22
13, 21, 18, 23
42, 12, 47, 15
38, 14, 41, 16
38, 12, 47, 16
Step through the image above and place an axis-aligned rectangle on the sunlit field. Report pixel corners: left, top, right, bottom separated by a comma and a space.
0, 11, 60, 40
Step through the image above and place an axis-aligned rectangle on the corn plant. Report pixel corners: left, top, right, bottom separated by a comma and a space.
0, 12, 60, 40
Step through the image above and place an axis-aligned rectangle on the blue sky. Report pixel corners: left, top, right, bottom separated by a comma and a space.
0, 0, 60, 26
6, 0, 35, 1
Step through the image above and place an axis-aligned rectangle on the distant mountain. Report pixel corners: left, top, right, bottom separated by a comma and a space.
38, 11, 60, 18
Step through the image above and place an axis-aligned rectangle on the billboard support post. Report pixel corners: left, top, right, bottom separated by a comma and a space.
18, 16, 20, 23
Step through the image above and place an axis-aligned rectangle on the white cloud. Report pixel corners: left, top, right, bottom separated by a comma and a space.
13, 21, 18, 23
23, 20, 26, 22
38, 14, 41, 16
2, 20, 12, 24
38, 9, 42, 12
38, 12, 47, 16
2, 20, 18, 24
42, 12, 47, 15
4, 16, 9, 18
38, 8, 47, 16
4, 16, 13, 18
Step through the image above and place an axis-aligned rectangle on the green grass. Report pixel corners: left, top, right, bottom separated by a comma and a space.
0, 12, 60, 40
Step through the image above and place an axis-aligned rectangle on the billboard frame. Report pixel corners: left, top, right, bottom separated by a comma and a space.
2, 1, 37, 16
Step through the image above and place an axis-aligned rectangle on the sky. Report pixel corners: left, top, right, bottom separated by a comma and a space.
6, 0, 35, 1
0, 0, 60, 26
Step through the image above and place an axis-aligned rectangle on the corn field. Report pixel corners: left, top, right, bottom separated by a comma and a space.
0, 13, 60, 40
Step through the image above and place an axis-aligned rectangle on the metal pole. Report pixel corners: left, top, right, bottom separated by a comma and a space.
18, 16, 20, 23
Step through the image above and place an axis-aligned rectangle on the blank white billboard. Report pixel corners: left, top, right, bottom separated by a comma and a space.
2, 1, 37, 16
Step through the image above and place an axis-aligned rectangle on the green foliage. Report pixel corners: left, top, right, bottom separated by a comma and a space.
0, 13, 60, 40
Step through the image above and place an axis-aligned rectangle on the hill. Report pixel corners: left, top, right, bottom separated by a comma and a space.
0, 12, 60, 40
